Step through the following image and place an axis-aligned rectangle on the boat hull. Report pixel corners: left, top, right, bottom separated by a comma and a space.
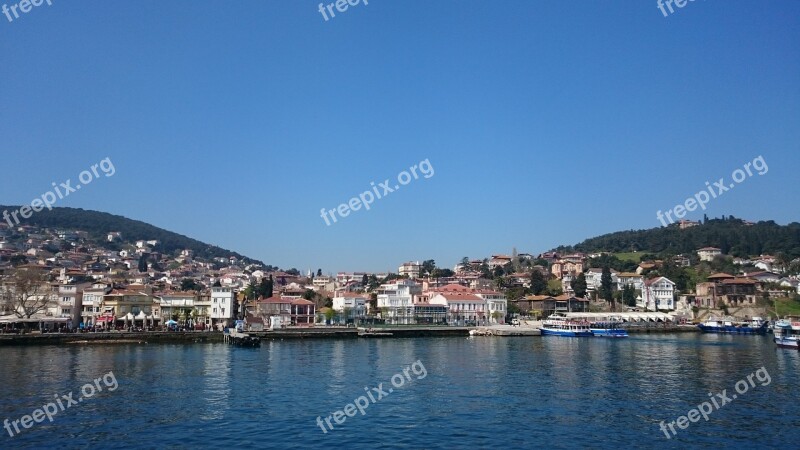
774, 336, 799, 349
697, 324, 768, 335
590, 329, 629, 337
539, 328, 593, 337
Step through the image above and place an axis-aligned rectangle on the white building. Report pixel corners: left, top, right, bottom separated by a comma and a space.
398, 262, 422, 279
210, 286, 236, 328
80, 283, 111, 327
58, 283, 88, 326
332, 294, 367, 321
377, 279, 420, 324
429, 292, 486, 325
615, 272, 644, 291
639, 277, 676, 311
697, 247, 722, 262
474, 290, 507, 324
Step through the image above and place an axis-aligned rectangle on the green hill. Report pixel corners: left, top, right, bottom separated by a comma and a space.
0, 206, 267, 266
555, 216, 800, 259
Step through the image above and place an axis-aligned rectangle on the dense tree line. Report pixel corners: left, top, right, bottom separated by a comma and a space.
555, 217, 800, 259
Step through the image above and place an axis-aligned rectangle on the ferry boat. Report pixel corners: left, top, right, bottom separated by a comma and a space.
589, 319, 629, 338
539, 314, 593, 337
697, 317, 768, 335
773, 320, 800, 349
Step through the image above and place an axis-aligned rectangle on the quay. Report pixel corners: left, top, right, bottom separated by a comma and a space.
0, 322, 698, 346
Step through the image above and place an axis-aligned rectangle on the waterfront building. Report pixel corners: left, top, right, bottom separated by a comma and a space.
256, 295, 316, 326
332, 293, 367, 322
80, 283, 112, 327
210, 286, 236, 328
102, 288, 159, 328
377, 279, 420, 324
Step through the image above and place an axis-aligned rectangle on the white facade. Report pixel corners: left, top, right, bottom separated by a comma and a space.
697, 247, 722, 262
429, 293, 486, 325
377, 279, 420, 324
57, 284, 84, 326
81, 284, 111, 327
211, 286, 235, 326
332, 294, 366, 320
475, 291, 507, 324
639, 277, 675, 311
616, 272, 644, 291
398, 262, 422, 279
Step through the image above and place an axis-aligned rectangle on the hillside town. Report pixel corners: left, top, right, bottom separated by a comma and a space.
1, 222, 799, 333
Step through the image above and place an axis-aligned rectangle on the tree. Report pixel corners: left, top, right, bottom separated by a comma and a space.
1, 269, 52, 319
302, 289, 316, 301
367, 275, 379, 292
530, 271, 547, 295
324, 297, 333, 308
138, 254, 148, 273
317, 268, 323, 277
571, 273, 588, 298
546, 279, 563, 296
460, 257, 471, 272
601, 265, 614, 309
622, 284, 637, 307
421, 260, 436, 277
362, 274, 368, 286
368, 293, 378, 312
9, 255, 28, 267
431, 268, 454, 278
257, 276, 273, 298
180, 278, 201, 292
243, 281, 258, 300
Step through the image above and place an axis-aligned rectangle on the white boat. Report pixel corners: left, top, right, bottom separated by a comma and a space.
539, 314, 593, 337
773, 319, 800, 349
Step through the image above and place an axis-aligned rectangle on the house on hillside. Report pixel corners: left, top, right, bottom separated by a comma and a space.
639, 277, 675, 311
697, 247, 722, 262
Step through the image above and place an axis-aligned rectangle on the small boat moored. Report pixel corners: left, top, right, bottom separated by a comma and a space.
223, 321, 261, 347
697, 316, 768, 335
773, 319, 800, 349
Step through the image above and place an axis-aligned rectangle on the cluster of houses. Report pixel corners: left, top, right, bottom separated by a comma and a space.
256, 277, 508, 328
1, 221, 798, 330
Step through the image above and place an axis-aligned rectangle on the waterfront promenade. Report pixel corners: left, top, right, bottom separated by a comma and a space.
0, 322, 699, 345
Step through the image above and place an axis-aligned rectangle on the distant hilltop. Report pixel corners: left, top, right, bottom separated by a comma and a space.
554, 216, 800, 259
0, 206, 267, 267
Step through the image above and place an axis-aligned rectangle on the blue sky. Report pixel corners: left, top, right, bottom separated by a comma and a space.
1, 1, 798, 272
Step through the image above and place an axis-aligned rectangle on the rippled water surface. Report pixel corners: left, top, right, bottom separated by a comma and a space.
1, 334, 798, 449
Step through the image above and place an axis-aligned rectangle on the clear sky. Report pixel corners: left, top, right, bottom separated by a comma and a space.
1, 1, 798, 273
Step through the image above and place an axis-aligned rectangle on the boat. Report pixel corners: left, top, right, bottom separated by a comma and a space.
358, 328, 394, 338
539, 314, 593, 337
697, 316, 768, 335
223, 324, 261, 347
773, 319, 800, 349
589, 318, 629, 338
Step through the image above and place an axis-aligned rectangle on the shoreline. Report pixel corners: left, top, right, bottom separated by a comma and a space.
0, 325, 701, 346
